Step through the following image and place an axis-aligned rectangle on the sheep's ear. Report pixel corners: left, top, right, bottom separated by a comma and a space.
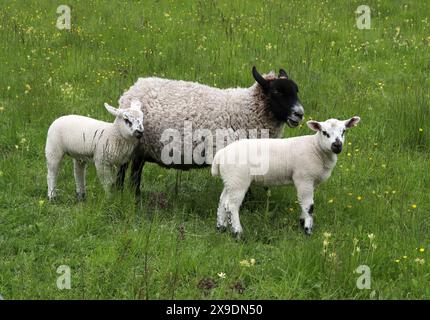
278, 69, 289, 79
307, 120, 322, 132
252, 66, 269, 91
130, 100, 142, 110
104, 103, 121, 117
345, 116, 361, 129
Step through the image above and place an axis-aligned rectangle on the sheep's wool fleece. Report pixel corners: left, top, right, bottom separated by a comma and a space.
118, 75, 284, 166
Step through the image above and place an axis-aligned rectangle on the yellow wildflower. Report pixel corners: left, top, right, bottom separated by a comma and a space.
239, 260, 250, 267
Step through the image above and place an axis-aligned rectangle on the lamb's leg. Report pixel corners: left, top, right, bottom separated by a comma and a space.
116, 162, 128, 191
95, 161, 115, 196
73, 159, 86, 201
296, 182, 314, 236
225, 187, 249, 239
216, 188, 228, 232
46, 152, 63, 201
130, 153, 145, 199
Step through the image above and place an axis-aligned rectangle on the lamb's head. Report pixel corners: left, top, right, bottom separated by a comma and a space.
252, 66, 304, 128
104, 100, 144, 140
307, 116, 361, 154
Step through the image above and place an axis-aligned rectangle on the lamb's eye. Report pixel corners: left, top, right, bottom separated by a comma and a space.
341, 129, 346, 136
322, 131, 330, 138
124, 119, 132, 127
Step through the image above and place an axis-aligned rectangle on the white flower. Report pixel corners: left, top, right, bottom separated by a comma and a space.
217, 272, 226, 279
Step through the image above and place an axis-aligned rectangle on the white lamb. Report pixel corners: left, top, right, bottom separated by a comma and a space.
211, 116, 361, 237
45, 101, 144, 201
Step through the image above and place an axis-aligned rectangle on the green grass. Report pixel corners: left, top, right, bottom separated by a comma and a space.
1, 0, 430, 299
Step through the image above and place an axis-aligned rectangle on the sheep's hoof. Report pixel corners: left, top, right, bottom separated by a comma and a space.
48, 195, 57, 202
135, 196, 143, 208
76, 192, 86, 202
217, 225, 227, 233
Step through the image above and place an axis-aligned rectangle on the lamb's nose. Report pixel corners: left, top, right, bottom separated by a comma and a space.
331, 139, 342, 154
134, 130, 143, 139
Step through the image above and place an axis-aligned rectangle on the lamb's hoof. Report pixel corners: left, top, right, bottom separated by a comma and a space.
48, 196, 57, 202
76, 192, 86, 202
299, 218, 305, 228
217, 225, 227, 233
232, 231, 243, 241
304, 227, 313, 236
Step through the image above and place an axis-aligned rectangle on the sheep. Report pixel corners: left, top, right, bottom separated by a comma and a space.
45, 101, 144, 201
116, 66, 305, 198
211, 116, 361, 238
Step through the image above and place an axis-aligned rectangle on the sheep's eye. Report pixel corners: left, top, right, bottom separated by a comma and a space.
124, 119, 132, 127
341, 129, 346, 137
322, 130, 330, 138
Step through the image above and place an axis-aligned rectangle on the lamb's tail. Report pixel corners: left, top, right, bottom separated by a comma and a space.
211, 151, 221, 176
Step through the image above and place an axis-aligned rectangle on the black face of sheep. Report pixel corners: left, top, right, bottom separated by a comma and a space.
252, 66, 304, 127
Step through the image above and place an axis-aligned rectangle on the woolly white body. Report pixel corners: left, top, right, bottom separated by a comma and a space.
211, 117, 360, 236
212, 135, 336, 187
45, 103, 144, 200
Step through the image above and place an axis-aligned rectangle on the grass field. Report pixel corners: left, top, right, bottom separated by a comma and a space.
1, 0, 430, 299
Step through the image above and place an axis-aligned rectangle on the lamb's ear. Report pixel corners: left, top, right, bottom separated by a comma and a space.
278, 69, 289, 79
307, 120, 322, 132
345, 116, 361, 129
104, 103, 121, 117
252, 66, 269, 91
130, 100, 142, 110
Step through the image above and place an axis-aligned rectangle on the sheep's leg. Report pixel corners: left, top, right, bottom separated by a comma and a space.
216, 188, 228, 232
116, 162, 128, 191
130, 153, 145, 199
225, 187, 249, 239
95, 161, 115, 196
296, 182, 314, 236
73, 159, 86, 201
46, 152, 63, 201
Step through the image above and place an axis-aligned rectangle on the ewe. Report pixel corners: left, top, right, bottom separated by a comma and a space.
45, 101, 144, 201
211, 116, 361, 237
117, 67, 305, 198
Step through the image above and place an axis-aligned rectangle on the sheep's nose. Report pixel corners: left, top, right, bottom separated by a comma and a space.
134, 130, 143, 139
293, 103, 304, 119
331, 139, 342, 154
294, 111, 304, 120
